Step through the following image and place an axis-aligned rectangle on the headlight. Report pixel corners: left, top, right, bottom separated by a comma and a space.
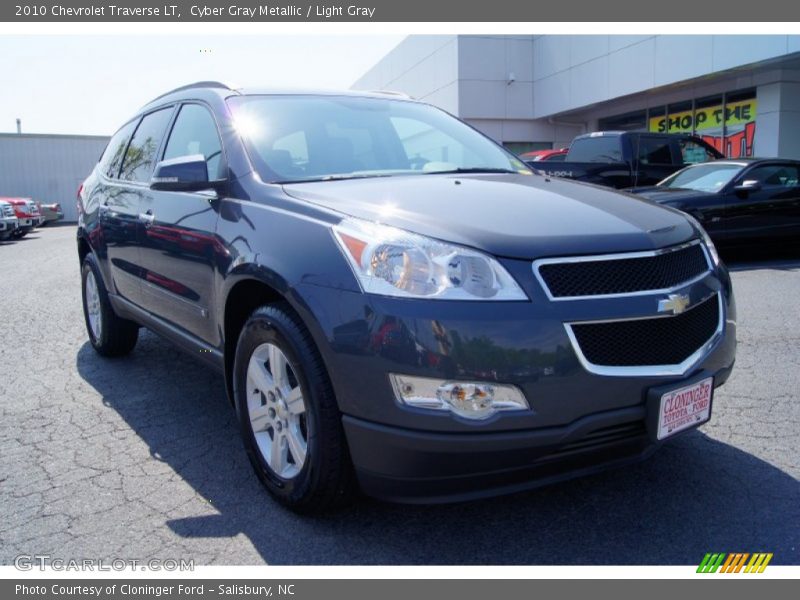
685, 215, 720, 266
332, 218, 527, 301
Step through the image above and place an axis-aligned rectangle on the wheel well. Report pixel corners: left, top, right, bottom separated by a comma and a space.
77, 235, 91, 265
223, 279, 283, 404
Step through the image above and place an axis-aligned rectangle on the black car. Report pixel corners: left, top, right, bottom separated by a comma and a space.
535, 131, 723, 189
77, 82, 736, 512
627, 158, 800, 247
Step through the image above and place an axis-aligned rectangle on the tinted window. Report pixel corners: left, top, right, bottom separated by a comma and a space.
227, 95, 527, 183
566, 137, 623, 162
163, 104, 224, 180
99, 120, 137, 179
637, 137, 673, 164
680, 139, 718, 164
120, 108, 173, 183
744, 164, 800, 188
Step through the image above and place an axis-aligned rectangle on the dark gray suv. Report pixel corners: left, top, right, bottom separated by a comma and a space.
77, 82, 736, 512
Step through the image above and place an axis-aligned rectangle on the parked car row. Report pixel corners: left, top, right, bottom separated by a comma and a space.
521, 133, 800, 249
0, 197, 63, 241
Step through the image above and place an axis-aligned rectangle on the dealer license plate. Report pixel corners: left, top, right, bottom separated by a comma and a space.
657, 377, 713, 440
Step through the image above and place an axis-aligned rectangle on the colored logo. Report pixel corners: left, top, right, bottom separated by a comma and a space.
697, 552, 773, 573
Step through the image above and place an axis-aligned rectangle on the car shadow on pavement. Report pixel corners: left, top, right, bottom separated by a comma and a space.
76, 335, 799, 566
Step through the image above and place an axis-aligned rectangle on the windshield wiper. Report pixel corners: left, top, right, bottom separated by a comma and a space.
423, 167, 521, 175
277, 173, 394, 184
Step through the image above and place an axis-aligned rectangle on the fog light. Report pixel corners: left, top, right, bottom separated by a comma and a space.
389, 374, 529, 420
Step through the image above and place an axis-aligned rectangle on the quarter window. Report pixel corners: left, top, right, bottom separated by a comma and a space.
163, 104, 225, 180
566, 137, 623, 163
120, 107, 173, 183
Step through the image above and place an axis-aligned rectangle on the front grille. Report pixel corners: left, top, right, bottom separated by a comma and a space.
2, 205, 13, 217
570, 293, 720, 367
537, 242, 709, 298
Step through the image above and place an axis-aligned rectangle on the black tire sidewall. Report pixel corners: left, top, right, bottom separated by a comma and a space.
233, 309, 322, 504
81, 256, 108, 350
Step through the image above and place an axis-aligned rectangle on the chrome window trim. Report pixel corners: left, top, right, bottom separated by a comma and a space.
564, 292, 725, 377
532, 239, 712, 301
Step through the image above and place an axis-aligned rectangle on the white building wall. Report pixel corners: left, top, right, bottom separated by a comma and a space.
0, 134, 108, 221
532, 35, 800, 118
352, 35, 800, 154
351, 35, 460, 114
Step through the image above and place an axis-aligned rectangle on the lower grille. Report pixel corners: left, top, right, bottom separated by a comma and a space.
547, 421, 647, 460
569, 293, 720, 367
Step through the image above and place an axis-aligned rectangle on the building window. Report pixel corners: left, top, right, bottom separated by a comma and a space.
600, 89, 757, 159
598, 110, 647, 131
642, 90, 756, 158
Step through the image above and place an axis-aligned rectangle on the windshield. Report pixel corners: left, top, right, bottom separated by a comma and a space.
227, 95, 530, 183
659, 163, 743, 192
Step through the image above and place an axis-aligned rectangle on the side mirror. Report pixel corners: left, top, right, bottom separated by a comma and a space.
733, 179, 762, 195
150, 155, 222, 192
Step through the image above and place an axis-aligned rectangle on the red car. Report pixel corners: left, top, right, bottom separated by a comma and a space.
1, 197, 43, 238
520, 148, 568, 162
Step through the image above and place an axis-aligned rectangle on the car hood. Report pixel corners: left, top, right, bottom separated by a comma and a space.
282, 173, 696, 259
626, 186, 715, 204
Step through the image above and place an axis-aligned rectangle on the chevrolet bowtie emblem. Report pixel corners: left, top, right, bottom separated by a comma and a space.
658, 293, 691, 315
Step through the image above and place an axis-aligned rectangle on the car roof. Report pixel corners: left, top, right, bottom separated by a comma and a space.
139, 81, 420, 113
685, 158, 800, 168
573, 131, 703, 140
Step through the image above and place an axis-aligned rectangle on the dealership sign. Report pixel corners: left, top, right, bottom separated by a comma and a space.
649, 98, 757, 134
649, 98, 757, 159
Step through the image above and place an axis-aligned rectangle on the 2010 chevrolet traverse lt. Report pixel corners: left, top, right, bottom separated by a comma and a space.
77, 82, 736, 511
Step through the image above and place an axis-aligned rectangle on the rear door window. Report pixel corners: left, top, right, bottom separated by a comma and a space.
120, 107, 173, 183
636, 137, 674, 165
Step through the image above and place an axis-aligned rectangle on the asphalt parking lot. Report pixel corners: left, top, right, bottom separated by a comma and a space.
1, 225, 798, 566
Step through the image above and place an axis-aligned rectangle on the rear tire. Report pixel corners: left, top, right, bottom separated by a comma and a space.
233, 303, 356, 513
81, 254, 139, 357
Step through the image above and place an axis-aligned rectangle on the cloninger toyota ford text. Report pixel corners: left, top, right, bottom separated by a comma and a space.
77, 82, 736, 512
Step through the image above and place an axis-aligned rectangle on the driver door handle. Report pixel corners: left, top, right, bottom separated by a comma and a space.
138, 209, 154, 226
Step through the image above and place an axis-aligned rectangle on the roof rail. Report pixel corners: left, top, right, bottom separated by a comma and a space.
147, 81, 236, 103
369, 90, 413, 99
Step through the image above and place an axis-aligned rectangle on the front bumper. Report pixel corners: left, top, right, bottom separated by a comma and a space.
344, 364, 732, 502
0, 217, 19, 237
291, 256, 736, 502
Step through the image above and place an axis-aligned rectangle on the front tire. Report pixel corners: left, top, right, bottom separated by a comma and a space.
233, 303, 355, 512
81, 254, 139, 357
